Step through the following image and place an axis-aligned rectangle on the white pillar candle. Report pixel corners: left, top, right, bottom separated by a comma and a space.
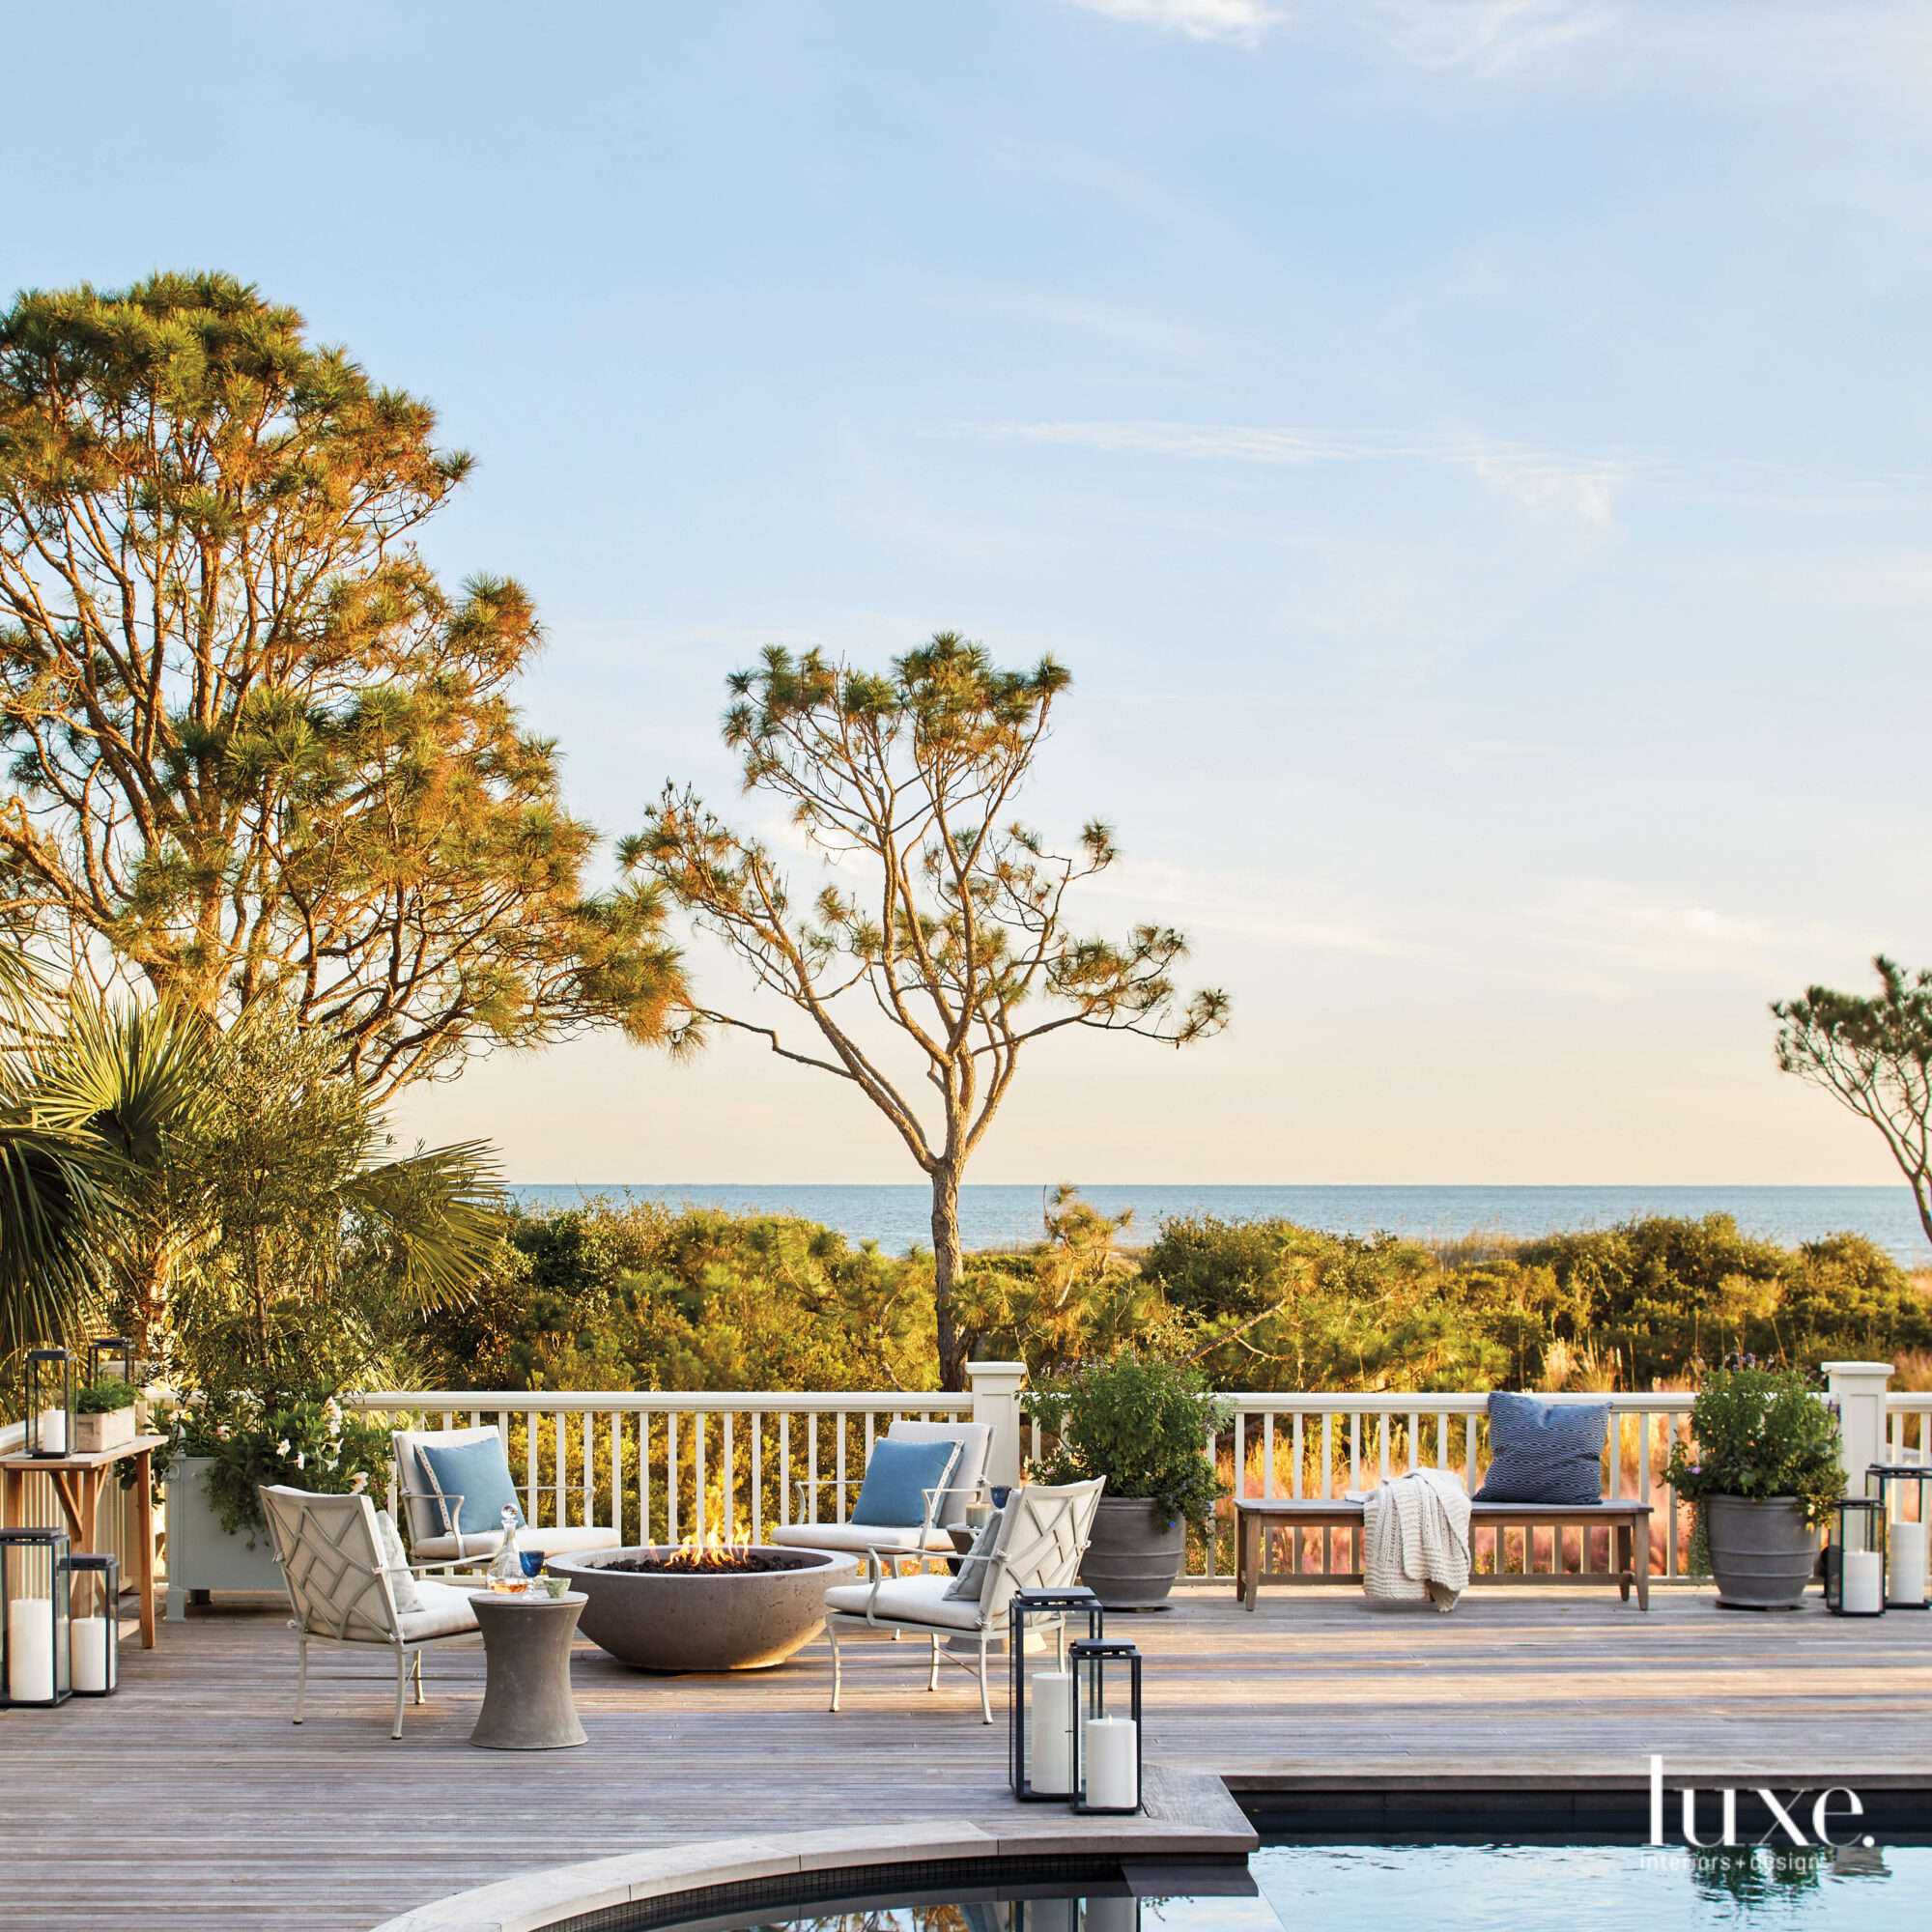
8, 1598, 54, 1702
71, 1615, 109, 1693
1081, 1715, 1139, 1810
39, 1407, 66, 1455
1842, 1548, 1885, 1615
1887, 1519, 1929, 1606
1029, 1671, 1073, 1794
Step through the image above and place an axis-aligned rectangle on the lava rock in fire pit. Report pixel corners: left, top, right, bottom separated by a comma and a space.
546, 1544, 860, 1672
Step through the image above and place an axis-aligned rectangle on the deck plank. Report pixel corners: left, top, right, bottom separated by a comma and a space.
4, 1581, 1930, 1930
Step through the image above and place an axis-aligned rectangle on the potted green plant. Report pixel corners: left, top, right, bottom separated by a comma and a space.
73, 1378, 138, 1454
1024, 1353, 1234, 1609
1664, 1364, 1843, 1609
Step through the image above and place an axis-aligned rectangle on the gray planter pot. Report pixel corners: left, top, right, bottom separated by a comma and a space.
1078, 1495, 1187, 1610
1706, 1494, 1817, 1610
163, 1455, 286, 1621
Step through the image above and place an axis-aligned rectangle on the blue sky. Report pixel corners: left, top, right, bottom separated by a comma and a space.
8, 1, 1931, 1184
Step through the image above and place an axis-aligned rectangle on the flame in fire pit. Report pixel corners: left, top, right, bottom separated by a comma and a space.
657, 1523, 753, 1572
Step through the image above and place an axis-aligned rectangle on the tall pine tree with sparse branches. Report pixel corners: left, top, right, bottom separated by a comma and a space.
0, 273, 684, 1094
623, 633, 1229, 1389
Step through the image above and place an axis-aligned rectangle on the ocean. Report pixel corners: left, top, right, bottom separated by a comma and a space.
506, 1182, 1932, 1266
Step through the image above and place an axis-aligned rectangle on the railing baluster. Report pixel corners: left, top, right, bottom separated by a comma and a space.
752, 1413, 763, 1543
780, 1412, 792, 1527
836, 1411, 847, 1523
695, 1412, 708, 1543
667, 1413, 679, 1546
1264, 1412, 1275, 1500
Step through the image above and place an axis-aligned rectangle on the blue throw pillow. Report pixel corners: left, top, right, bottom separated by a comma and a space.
1475, 1392, 1608, 1505
415, 1435, 526, 1540
850, 1437, 961, 1528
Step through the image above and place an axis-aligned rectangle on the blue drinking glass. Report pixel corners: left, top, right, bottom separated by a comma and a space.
521, 1551, 543, 1578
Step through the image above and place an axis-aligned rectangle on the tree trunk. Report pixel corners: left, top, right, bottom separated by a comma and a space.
931, 1161, 967, 1392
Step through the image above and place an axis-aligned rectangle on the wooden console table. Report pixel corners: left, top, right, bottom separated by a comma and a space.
2, 1434, 164, 1647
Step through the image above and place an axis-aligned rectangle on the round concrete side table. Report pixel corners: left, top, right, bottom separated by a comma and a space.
469, 1591, 589, 1750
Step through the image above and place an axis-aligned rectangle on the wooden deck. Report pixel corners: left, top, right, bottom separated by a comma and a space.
7, 1579, 1932, 1931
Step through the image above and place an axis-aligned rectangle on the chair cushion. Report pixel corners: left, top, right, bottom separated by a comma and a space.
850, 1437, 960, 1527
769, 1521, 952, 1554
886, 1422, 993, 1527
943, 1510, 1003, 1602
1475, 1392, 1608, 1506
396, 1580, 483, 1643
823, 1573, 987, 1632
374, 1509, 423, 1613
414, 1435, 526, 1540
410, 1523, 619, 1564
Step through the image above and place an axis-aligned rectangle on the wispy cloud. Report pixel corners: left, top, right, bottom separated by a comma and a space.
1358, 0, 1618, 76
968, 418, 1632, 524
1057, 0, 1283, 47
1533, 879, 1855, 979
1090, 857, 1406, 955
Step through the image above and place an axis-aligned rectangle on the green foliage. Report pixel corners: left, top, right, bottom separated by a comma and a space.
76, 1378, 135, 1414
413, 1200, 936, 1396
1023, 1353, 1234, 1533
165, 1392, 393, 1542
0, 272, 685, 1096
1775, 956, 1932, 1248
1664, 1366, 1844, 1528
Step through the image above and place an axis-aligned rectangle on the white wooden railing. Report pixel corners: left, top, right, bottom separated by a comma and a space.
342, 1387, 980, 1549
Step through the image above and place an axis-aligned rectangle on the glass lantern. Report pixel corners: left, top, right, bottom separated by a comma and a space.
86, 1336, 133, 1393
1866, 1463, 1931, 1611
1824, 1498, 1887, 1616
0, 1527, 72, 1707
1070, 1637, 1143, 1815
68, 1552, 120, 1695
24, 1348, 74, 1460
1009, 1586, 1103, 1802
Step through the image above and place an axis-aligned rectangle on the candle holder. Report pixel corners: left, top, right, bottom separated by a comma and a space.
1070, 1638, 1143, 1815
1866, 1463, 1932, 1611
68, 1553, 120, 1696
85, 1336, 133, 1392
1009, 1587, 1103, 1802
0, 1527, 71, 1707
24, 1348, 75, 1460
1824, 1498, 1887, 1617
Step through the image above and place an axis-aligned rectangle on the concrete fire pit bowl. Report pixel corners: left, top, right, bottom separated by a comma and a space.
546, 1545, 859, 1672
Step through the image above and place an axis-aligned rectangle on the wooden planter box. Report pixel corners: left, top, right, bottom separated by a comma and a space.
73, 1407, 137, 1455
162, 1455, 285, 1621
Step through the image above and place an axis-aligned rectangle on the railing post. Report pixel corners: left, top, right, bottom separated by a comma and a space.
1824, 1360, 1893, 1494
967, 1360, 1027, 1492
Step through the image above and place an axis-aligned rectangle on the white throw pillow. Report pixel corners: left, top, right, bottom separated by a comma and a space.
942, 1510, 1003, 1603
376, 1508, 424, 1613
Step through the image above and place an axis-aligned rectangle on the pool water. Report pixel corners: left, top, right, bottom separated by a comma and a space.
672, 1843, 1931, 1930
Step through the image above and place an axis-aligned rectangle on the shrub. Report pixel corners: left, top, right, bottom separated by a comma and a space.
1023, 1353, 1234, 1532
1664, 1366, 1843, 1528
76, 1378, 136, 1414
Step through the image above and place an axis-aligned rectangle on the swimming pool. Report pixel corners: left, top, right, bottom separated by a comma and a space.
605, 1842, 1931, 1930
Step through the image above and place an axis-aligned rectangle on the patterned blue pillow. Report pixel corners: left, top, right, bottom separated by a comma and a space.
1475, 1392, 1607, 1505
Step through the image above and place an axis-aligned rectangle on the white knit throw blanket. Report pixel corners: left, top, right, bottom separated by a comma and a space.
1362, 1468, 1472, 1611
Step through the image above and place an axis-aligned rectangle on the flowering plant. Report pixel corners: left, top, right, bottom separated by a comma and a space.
157, 1389, 394, 1542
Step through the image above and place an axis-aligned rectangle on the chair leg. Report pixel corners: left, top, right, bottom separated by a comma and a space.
828, 1621, 843, 1712
412, 1650, 425, 1705
392, 1652, 408, 1741
978, 1633, 993, 1724
927, 1634, 941, 1692
294, 1634, 308, 1725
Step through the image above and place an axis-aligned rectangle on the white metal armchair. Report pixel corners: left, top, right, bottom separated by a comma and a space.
822, 1476, 1104, 1722
390, 1425, 620, 1572
259, 1484, 483, 1740
770, 1420, 993, 1563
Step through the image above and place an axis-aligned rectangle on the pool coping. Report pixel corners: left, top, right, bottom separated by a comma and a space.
368, 1764, 1257, 1932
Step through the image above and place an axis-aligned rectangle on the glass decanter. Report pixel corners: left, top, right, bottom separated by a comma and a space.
485, 1506, 526, 1592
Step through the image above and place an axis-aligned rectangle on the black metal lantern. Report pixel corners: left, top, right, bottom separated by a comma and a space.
1070, 1637, 1143, 1815
0, 1527, 71, 1707
1009, 1586, 1103, 1802
1824, 1498, 1887, 1616
24, 1348, 74, 1460
85, 1336, 133, 1393
1866, 1463, 1932, 1611
68, 1552, 120, 1695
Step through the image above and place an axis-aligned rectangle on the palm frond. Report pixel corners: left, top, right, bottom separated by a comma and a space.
343, 1139, 506, 1312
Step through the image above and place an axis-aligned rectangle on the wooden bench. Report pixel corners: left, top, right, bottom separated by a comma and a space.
1232, 1497, 1653, 1611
